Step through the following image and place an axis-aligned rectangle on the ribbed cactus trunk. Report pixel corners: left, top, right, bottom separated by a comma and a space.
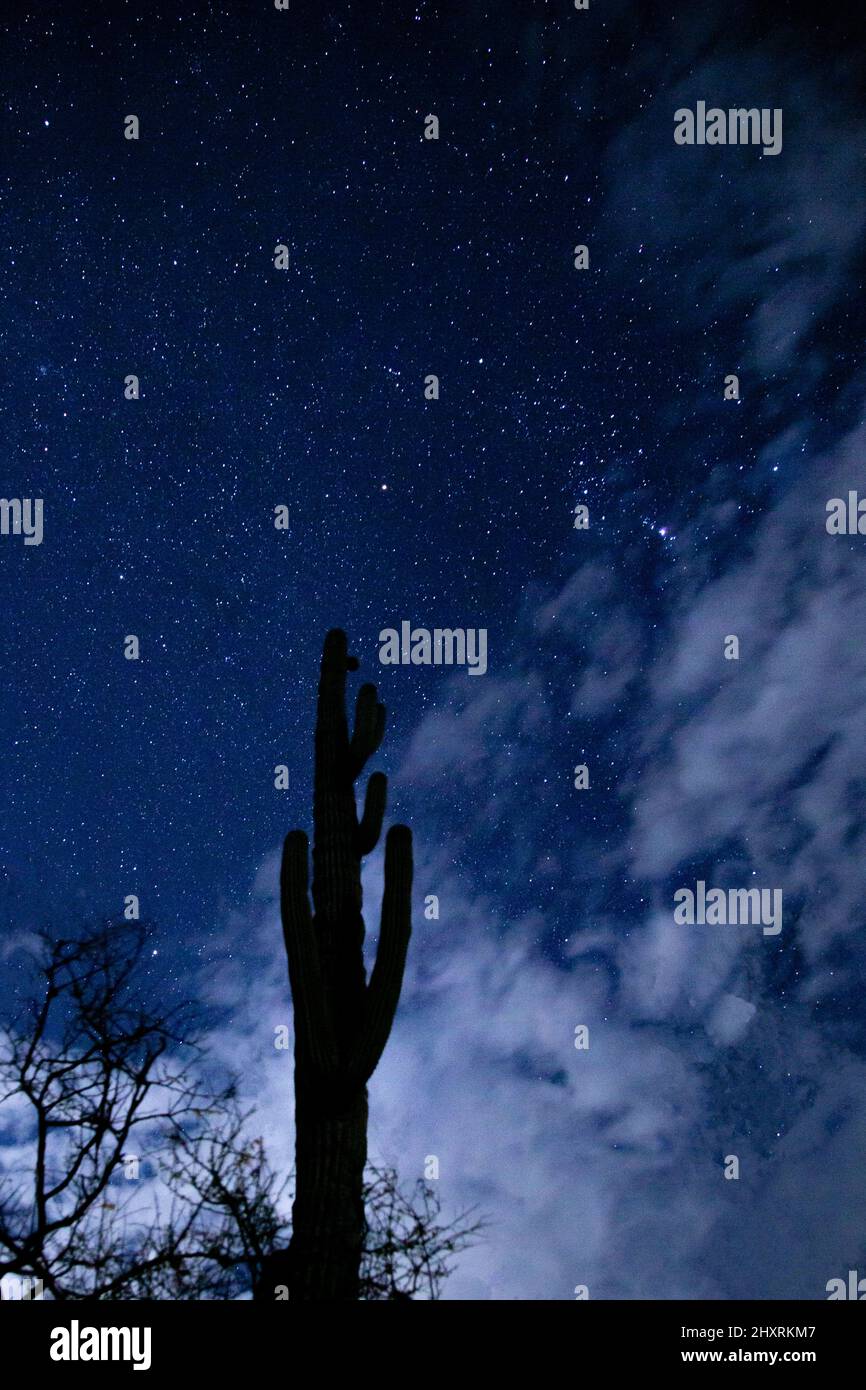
280, 629, 412, 1300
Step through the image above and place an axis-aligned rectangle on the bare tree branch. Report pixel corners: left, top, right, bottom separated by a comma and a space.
0, 919, 482, 1300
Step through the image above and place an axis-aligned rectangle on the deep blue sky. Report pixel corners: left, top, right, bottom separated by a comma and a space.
2, 0, 866, 1298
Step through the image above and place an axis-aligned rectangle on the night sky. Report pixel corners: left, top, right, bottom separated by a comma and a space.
3, 0, 866, 1299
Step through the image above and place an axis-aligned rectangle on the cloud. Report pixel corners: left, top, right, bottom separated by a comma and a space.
629, 416, 866, 984
342, 410, 866, 1297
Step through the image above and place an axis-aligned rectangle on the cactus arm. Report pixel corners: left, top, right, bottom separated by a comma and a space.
349, 684, 386, 781
356, 771, 387, 855
350, 824, 413, 1086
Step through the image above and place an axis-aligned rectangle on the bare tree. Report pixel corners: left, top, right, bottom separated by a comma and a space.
359, 1165, 483, 1302
0, 921, 226, 1299
0, 921, 480, 1300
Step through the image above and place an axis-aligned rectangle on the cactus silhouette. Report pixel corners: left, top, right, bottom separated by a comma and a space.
279, 628, 413, 1300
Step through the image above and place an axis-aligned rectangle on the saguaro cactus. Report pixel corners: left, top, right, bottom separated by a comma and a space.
279, 628, 413, 1300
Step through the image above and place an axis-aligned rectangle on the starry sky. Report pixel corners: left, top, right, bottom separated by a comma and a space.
3, 0, 866, 1299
